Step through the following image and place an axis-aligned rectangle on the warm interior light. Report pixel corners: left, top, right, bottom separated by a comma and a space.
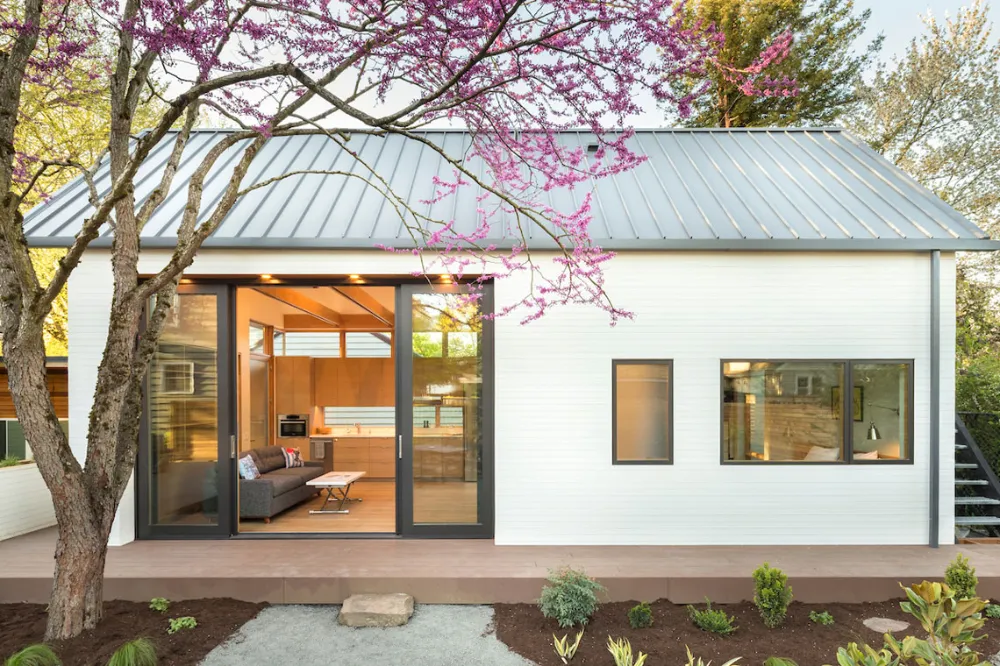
440, 274, 452, 280
259, 274, 272, 280
349, 274, 361, 279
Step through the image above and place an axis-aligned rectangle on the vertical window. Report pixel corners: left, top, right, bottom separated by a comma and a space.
722, 360, 913, 464
612, 360, 672, 464
852, 362, 912, 462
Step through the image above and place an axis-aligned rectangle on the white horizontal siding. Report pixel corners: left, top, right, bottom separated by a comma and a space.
0, 465, 56, 540
69, 249, 954, 546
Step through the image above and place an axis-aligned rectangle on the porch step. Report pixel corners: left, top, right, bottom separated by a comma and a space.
955, 497, 1000, 506
338, 593, 414, 628
956, 479, 989, 486
955, 516, 1000, 527
956, 463, 980, 469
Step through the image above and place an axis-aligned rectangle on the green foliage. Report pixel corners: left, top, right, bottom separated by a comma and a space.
944, 555, 978, 600
828, 642, 897, 666
809, 610, 835, 626
538, 568, 604, 628
0, 457, 24, 468
552, 630, 584, 664
149, 598, 170, 613
606, 636, 647, 666
984, 604, 1000, 619
670, 0, 881, 128
166, 617, 197, 635
106, 638, 157, 666
687, 599, 737, 636
752, 562, 793, 629
683, 647, 741, 666
764, 659, 798, 666
896, 581, 987, 656
627, 602, 653, 629
4, 645, 61, 666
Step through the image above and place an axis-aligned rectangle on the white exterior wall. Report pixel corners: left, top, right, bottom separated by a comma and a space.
66, 249, 955, 546
0, 464, 56, 541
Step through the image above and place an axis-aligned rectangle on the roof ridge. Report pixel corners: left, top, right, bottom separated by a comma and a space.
163, 126, 847, 135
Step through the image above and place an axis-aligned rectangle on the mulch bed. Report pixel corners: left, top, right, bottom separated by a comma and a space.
0, 599, 266, 666
494, 600, 1000, 666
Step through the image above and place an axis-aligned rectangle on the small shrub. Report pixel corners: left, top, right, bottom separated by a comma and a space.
627, 602, 653, 629
808, 610, 834, 626
4, 645, 60, 666
763, 659, 797, 666
149, 598, 170, 613
831, 642, 895, 666
607, 636, 647, 666
686, 599, 737, 636
752, 562, 792, 629
552, 630, 584, 664
944, 553, 978, 599
985, 604, 1000, 619
538, 567, 604, 628
683, 647, 741, 666
106, 638, 157, 666
166, 617, 197, 635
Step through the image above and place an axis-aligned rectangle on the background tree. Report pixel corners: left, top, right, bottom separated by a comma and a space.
670, 0, 880, 127
1, 0, 792, 641
845, 0, 1000, 414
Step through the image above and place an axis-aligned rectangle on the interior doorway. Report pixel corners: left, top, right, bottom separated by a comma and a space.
235, 284, 396, 534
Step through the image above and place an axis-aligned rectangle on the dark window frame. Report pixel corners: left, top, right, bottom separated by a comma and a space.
719, 359, 915, 465
612, 359, 674, 466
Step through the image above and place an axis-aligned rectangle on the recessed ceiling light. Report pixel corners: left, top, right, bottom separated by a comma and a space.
349, 274, 361, 279
259, 274, 272, 280
440, 274, 451, 280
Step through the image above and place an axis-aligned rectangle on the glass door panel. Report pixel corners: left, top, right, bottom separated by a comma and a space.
139, 284, 234, 538
398, 283, 493, 537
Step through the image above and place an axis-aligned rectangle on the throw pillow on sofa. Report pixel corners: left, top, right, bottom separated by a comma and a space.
238, 454, 261, 480
282, 447, 304, 468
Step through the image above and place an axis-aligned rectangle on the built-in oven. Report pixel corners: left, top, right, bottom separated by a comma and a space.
277, 414, 308, 438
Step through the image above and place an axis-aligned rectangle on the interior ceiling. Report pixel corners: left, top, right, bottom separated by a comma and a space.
255, 285, 395, 318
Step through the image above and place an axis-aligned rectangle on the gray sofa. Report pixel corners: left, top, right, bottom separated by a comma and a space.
239, 446, 324, 521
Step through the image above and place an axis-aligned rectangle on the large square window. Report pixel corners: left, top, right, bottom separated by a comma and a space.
613, 360, 672, 464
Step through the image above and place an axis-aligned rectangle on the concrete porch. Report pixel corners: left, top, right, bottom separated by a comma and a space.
5, 528, 1000, 605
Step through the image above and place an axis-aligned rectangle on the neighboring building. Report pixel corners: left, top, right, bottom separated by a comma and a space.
22, 128, 999, 546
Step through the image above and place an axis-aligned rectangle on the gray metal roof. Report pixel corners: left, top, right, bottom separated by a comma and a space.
22, 127, 997, 251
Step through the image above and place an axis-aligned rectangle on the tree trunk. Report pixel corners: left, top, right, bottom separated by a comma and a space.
46, 526, 107, 639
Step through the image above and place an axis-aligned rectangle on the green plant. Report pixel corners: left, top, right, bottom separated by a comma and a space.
607, 636, 647, 666
752, 562, 793, 629
809, 610, 835, 626
687, 599, 737, 636
886, 581, 987, 666
627, 602, 653, 629
764, 659, 798, 666
538, 567, 604, 628
149, 597, 170, 613
166, 617, 197, 635
683, 646, 741, 666
4, 645, 61, 666
106, 639, 157, 666
944, 554, 978, 600
552, 630, 584, 664
828, 642, 897, 666
0, 457, 23, 468
984, 604, 1000, 619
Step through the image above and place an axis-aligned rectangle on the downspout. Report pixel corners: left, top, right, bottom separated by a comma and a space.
929, 250, 941, 548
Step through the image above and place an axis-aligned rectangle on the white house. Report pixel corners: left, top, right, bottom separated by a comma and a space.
23, 128, 999, 547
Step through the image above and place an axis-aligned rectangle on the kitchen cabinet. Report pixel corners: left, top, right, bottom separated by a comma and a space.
413, 436, 464, 481
312, 358, 339, 406
311, 358, 394, 408
275, 356, 312, 414
331, 436, 396, 479
368, 437, 396, 479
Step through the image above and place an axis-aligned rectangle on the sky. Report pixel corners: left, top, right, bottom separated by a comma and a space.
858, 1, 999, 59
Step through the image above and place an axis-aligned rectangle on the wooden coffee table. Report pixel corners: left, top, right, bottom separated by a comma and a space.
306, 471, 366, 514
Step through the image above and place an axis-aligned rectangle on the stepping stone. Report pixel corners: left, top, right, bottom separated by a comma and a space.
338, 593, 414, 628
863, 617, 909, 633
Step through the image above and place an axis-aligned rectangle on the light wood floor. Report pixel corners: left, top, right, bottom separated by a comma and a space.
238, 479, 480, 533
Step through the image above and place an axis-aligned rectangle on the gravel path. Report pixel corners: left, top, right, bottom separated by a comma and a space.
200, 604, 537, 666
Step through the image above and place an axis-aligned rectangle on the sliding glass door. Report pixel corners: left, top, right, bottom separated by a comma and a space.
138, 284, 235, 538
397, 283, 493, 537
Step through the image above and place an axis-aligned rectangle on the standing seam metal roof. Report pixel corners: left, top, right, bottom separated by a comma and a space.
22, 127, 997, 251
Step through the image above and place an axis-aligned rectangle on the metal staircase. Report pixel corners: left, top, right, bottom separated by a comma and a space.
954, 413, 1000, 534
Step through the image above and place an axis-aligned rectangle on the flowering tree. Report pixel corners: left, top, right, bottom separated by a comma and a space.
0, 0, 791, 639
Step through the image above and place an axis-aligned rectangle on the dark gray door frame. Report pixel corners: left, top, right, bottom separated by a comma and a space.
137, 283, 237, 540
396, 282, 495, 538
